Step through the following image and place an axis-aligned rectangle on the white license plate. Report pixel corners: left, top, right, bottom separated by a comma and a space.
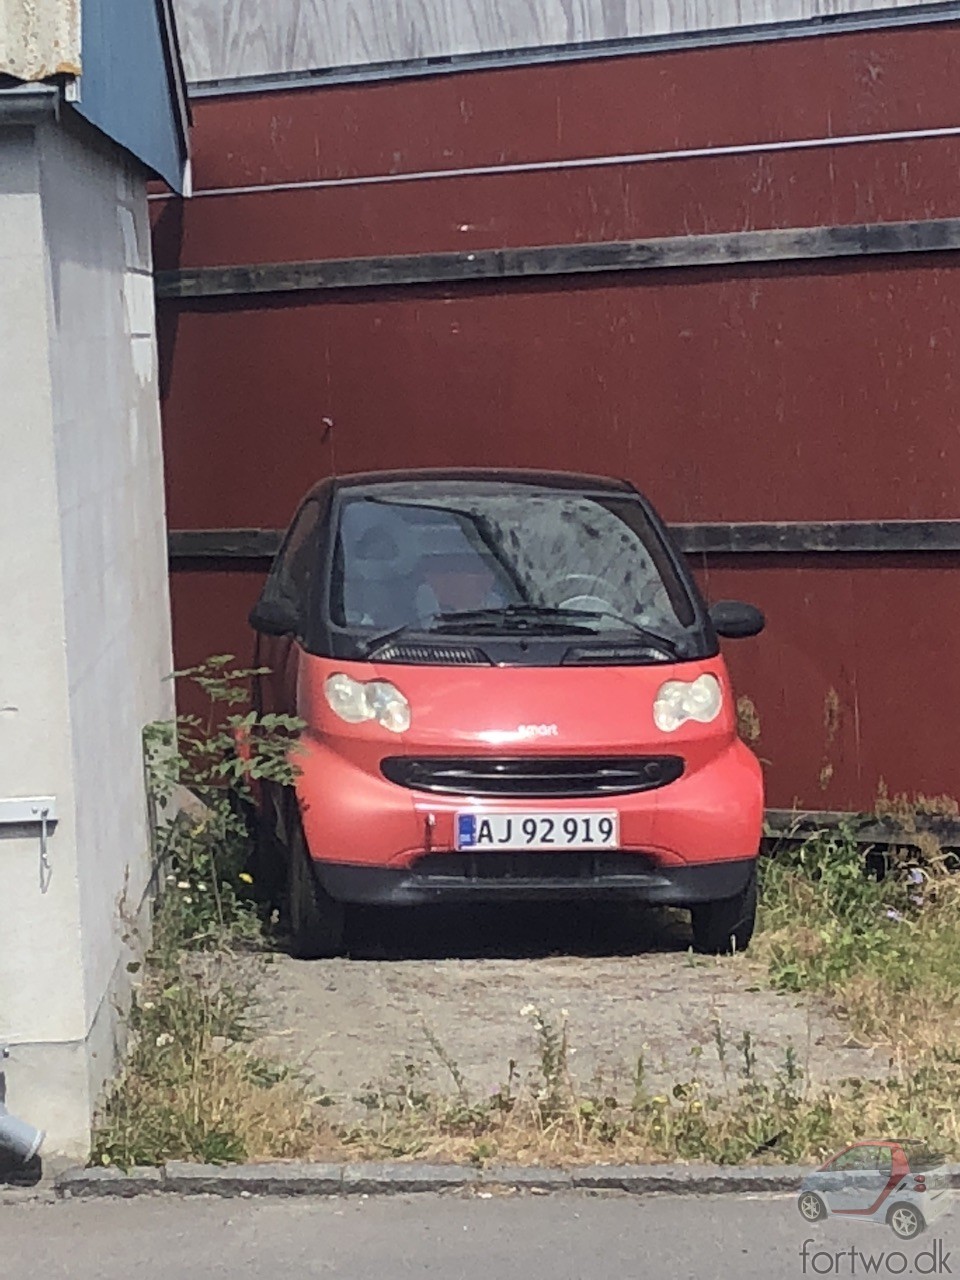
455, 811, 619, 851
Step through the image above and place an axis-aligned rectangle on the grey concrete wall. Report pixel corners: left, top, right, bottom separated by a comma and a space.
0, 117, 173, 1158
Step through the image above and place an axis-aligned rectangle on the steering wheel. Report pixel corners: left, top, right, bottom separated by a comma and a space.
546, 573, 619, 615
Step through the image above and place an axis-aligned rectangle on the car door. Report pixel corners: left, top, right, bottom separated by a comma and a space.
811, 1151, 853, 1211
831, 1146, 890, 1215
252, 497, 325, 721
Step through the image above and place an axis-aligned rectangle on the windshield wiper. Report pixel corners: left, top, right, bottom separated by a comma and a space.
359, 607, 681, 655
357, 622, 441, 656
432, 605, 681, 653
428, 604, 596, 635
554, 609, 682, 656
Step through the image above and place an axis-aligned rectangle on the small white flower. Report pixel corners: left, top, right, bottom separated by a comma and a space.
560, 1008, 569, 1019
196, 883, 207, 892
155, 1032, 174, 1048
165, 874, 176, 885
142, 1001, 155, 1010
520, 1003, 536, 1017
177, 881, 190, 890
183, 895, 193, 905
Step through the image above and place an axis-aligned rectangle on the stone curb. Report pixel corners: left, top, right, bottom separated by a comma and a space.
57, 1166, 164, 1198
53, 1160, 807, 1200
53, 1161, 960, 1201
163, 1161, 343, 1197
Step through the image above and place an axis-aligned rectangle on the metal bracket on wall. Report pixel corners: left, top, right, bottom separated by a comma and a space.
0, 798, 57, 892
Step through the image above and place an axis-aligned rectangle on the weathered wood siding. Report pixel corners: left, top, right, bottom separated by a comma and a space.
172, 0, 948, 83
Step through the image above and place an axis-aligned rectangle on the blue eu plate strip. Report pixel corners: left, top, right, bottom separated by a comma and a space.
457, 814, 477, 849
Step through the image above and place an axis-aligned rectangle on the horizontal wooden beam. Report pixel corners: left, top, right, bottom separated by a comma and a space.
155, 218, 960, 300
168, 520, 960, 564
673, 519, 960, 555
168, 529, 281, 559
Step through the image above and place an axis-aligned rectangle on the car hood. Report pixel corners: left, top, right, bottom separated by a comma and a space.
298, 654, 737, 760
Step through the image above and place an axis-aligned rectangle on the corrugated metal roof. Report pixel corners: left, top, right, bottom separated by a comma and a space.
0, 0, 81, 80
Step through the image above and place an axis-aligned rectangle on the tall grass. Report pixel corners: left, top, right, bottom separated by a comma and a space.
756, 824, 960, 1052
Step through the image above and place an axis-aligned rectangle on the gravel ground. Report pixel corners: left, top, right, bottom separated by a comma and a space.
248, 902, 887, 1115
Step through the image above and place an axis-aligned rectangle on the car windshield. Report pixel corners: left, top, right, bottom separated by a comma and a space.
329, 482, 695, 639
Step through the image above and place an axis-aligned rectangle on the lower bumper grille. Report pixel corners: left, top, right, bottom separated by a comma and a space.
380, 755, 684, 798
409, 851, 663, 882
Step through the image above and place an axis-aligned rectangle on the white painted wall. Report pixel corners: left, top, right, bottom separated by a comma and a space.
0, 116, 173, 1158
0, 125, 90, 1152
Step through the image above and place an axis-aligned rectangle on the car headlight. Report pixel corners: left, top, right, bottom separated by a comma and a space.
653, 673, 723, 733
364, 680, 412, 733
324, 674, 411, 733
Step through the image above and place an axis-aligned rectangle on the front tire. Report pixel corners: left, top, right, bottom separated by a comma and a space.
287, 820, 346, 959
887, 1202, 925, 1240
690, 862, 758, 955
797, 1191, 827, 1223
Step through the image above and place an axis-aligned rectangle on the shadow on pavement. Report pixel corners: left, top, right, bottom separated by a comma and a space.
342, 900, 691, 961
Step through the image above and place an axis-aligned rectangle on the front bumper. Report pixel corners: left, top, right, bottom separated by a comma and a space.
296, 733, 764, 877
315, 852, 756, 907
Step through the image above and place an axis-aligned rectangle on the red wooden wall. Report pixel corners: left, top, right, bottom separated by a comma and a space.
155, 22, 960, 812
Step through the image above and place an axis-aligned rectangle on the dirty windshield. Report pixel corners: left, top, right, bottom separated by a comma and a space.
330, 483, 694, 638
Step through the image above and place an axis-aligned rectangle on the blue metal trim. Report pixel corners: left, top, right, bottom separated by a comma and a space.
71, 0, 190, 192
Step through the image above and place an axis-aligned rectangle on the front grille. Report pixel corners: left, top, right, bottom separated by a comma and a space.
370, 642, 492, 665
562, 643, 675, 666
380, 755, 684, 798
409, 851, 661, 882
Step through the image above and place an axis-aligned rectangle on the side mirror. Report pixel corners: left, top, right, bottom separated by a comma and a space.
248, 597, 299, 637
709, 600, 765, 640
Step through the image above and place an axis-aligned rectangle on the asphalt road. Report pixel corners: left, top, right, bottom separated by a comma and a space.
3, 1192, 956, 1280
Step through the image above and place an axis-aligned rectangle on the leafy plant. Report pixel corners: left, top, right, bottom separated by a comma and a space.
93, 657, 313, 1168
144, 655, 305, 950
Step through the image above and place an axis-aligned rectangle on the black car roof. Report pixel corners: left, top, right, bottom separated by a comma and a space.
302, 468, 637, 503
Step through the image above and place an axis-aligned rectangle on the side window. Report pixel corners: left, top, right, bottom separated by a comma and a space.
266, 500, 323, 616
838, 1148, 878, 1172
831, 1149, 866, 1172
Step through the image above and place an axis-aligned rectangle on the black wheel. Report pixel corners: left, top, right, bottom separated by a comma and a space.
287, 819, 346, 959
797, 1191, 827, 1224
690, 862, 758, 955
887, 1202, 925, 1240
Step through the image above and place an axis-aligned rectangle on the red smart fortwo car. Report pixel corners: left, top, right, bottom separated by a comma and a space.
248, 470, 766, 958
